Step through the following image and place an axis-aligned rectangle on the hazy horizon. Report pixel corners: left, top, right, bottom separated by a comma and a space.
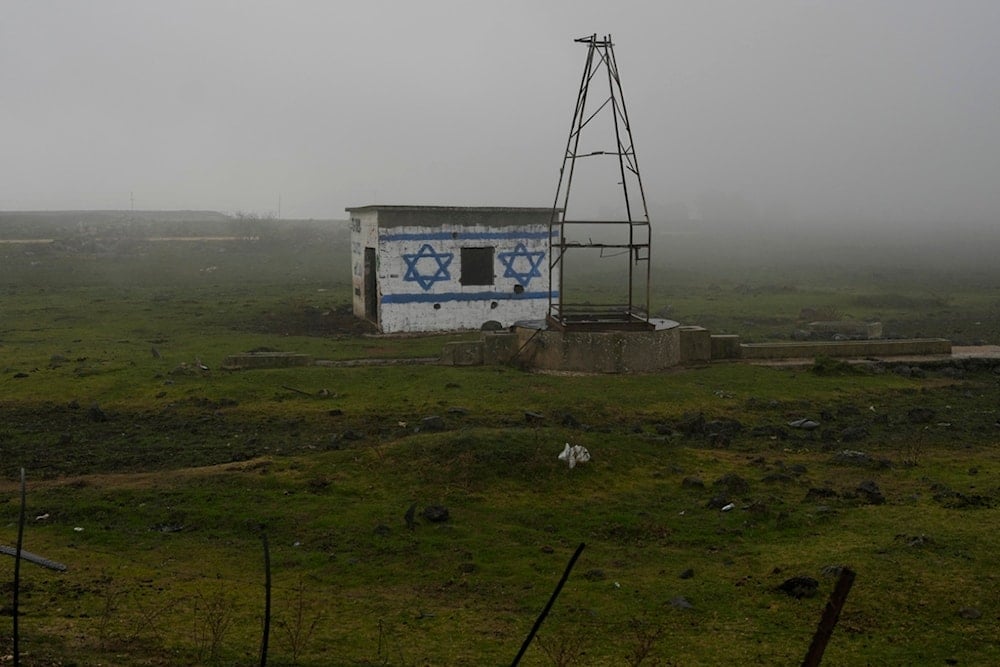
3, 1, 1000, 231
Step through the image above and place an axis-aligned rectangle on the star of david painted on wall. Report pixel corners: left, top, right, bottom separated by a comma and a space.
497, 242, 545, 287
402, 243, 454, 290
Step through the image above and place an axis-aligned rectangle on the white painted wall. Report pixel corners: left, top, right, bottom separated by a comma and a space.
348, 207, 559, 334
349, 210, 379, 320
376, 223, 554, 333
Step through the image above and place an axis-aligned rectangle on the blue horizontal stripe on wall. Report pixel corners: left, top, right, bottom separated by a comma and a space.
381, 291, 556, 304
382, 230, 557, 242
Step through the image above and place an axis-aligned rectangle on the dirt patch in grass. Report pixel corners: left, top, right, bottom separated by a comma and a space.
240, 301, 377, 337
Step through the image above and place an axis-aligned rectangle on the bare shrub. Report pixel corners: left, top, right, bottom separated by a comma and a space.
192, 583, 236, 662
275, 575, 325, 663
624, 616, 665, 666
536, 631, 589, 667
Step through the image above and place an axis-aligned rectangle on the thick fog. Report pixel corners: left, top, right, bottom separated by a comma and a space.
3, 1, 1000, 231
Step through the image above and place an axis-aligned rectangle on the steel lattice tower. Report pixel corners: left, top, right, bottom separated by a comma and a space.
549, 34, 652, 330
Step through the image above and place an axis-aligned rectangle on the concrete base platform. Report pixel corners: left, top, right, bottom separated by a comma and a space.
738, 337, 951, 360
222, 352, 314, 369
511, 319, 681, 373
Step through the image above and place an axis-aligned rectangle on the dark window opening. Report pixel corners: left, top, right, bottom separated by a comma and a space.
460, 246, 494, 286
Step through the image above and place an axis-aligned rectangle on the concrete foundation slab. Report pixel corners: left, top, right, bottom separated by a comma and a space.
223, 353, 314, 369
513, 322, 681, 373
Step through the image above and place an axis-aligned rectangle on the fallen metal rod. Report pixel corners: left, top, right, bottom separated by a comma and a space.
510, 542, 586, 667
0, 545, 68, 572
259, 531, 271, 667
801, 567, 856, 667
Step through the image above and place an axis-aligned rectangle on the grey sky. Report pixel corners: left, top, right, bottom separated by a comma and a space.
3, 1, 999, 228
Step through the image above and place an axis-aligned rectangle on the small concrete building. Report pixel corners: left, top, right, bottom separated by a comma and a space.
346, 205, 558, 333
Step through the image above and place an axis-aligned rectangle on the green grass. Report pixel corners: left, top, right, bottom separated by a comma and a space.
1, 220, 999, 665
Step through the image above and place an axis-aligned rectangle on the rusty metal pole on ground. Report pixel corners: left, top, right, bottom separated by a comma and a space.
259, 532, 271, 667
801, 567, 856, 667
510, 542, 586, 666
13, 468, 26, 667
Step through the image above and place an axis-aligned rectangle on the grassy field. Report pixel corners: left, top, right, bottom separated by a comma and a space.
1, 214, 999, 665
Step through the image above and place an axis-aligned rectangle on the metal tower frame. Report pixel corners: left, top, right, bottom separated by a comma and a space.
549, 34, 652, 330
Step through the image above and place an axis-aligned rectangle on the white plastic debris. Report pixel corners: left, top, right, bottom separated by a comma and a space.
721, 503, 735, 512
558, 443, 591, 469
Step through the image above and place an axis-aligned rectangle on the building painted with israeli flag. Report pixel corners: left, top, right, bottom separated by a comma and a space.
346, 205, 558, 333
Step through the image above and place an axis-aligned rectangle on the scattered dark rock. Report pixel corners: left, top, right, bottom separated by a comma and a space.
540, 545, 554, 554
907, 407, 936, 424
447, 406, 468, 416
373, 524, 391, 537
805, 487, 838, 501
67, 399, 80, 410
88, 403, 108, 422
404, 503, 416, 530
833, 449, 891, 469
327, 408, 343, 416
560, 412, 582, 428
420, 415, 445, 431
705, 418, 743, 437
750, 425, 788, 440
788, 418, 820, 430
707, 431, 730, 447
151, 523, 185, 533
340, 428, 364, 441
839, 426, 869, 442
893, 364, 925, 378
933, 490, 993, 509
778, 576, 819, 599
958, 607, 982, 620
761, 472, 794, 485
679, 568, 695, 580
668, 596, 694, 609
306, 476, 331, 492
459, 562, 476, 573
713, 473, 750, 495
444, 382, 461, 389
13, 372, 28, 379
836, 405, 861, 417
705, 494, 730, 510
681, 476, 705, 490
422, 505, 450, 523
856, 480, 886, 504
653, 422, 675, 436
821, 564, 845, 578
788, 463, 808, 475
524, 411, 545, 424
896, 533, 933, 547
676, 412, 706, 437
583, 568, 606, 581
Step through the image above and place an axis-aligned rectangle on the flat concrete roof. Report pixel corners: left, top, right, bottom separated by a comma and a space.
345, 204, 561, 229
345, 205, 557, 214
